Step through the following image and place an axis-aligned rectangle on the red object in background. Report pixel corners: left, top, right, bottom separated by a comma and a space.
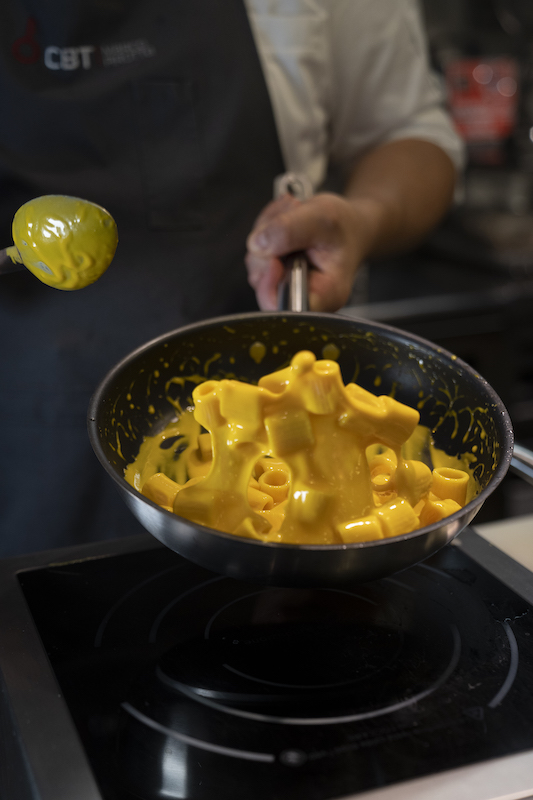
445, 57, 519, 165
12, 17, 40, 65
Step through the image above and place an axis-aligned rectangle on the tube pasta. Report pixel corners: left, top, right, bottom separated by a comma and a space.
431, 467, 469, 506
128, 351, 472, 544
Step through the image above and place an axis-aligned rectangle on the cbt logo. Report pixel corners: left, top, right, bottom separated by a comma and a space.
44, 45, 95, 70
12, 15, 94, 69
12, 17, 156, 70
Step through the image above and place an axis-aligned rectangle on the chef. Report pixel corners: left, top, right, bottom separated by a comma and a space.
0, 0, 463, 556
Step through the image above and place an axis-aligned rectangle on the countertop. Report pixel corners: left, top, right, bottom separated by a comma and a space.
473, 513, 533, 572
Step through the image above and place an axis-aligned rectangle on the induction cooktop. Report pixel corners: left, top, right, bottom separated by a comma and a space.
0, 528, 532, 800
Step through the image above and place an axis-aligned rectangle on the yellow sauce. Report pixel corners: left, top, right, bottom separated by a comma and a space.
6, 195, 118, 290
249, 341, 267, 364
125, 351, 474, 544
321, 343, 340, 361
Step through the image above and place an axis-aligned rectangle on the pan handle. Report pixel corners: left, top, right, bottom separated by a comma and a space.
274, 172, 313, 312
510, 443, 533, 486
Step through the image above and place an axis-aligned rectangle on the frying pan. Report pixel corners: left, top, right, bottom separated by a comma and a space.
88, 310, 513, 587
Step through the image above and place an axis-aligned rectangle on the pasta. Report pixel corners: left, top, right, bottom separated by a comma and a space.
126, 351, 472, 544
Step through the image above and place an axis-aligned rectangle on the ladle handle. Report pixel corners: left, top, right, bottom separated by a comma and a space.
0, 248, 24, 276
274, 172, 313, 312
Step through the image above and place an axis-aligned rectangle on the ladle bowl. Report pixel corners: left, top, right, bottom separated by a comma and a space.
0, 194, 117, 290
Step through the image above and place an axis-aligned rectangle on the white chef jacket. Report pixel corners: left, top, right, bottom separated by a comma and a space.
245, 0, 464, 188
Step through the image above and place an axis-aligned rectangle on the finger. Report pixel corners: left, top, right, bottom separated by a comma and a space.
249, 194, 301, 235
245, 251, 264, 290
245, 253, 284, 310
247, 194, 343, 257
307, 265, 355, 313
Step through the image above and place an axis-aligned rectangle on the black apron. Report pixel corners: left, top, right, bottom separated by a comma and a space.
0, 0, 285, 556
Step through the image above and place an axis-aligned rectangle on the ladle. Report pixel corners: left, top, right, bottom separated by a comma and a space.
0, 194, 118, 290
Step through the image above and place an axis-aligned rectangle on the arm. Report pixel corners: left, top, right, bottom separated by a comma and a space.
345, 138, 456, 257
246, 137, 456, 312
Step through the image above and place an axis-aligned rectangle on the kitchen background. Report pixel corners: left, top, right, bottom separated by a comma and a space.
345, 0, 533, 523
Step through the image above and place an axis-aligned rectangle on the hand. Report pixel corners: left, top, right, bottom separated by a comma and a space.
246, 192, 376, 312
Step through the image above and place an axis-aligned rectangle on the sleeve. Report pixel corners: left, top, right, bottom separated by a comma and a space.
327, 0, 465, 173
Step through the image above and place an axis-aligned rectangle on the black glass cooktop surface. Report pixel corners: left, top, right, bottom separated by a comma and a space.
17, 542, 533, 800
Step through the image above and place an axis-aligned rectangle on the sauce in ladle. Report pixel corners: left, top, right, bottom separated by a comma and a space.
5, 195, 118, 290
